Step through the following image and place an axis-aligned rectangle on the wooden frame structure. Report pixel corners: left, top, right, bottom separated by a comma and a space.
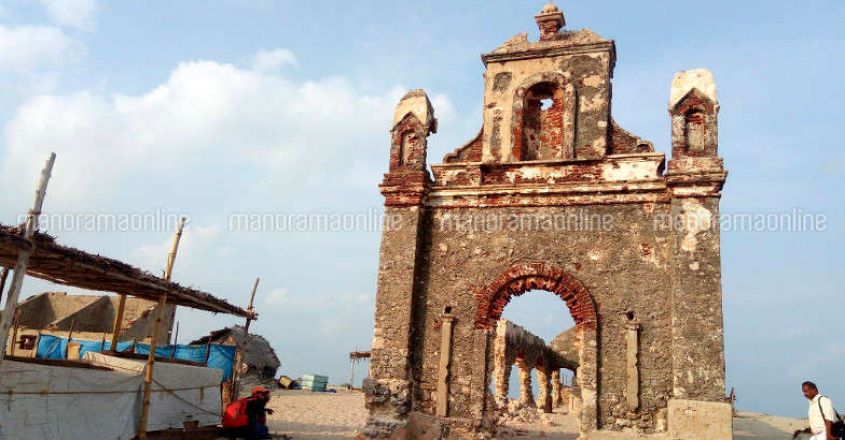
0, 225, 249, 316
0, 153, 256, 439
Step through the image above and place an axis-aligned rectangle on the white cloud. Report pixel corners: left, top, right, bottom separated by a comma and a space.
0, 25, 84, 73
39, 0, 97, 31
129, 223, 223, 275
250, 48, 297, 73
0, 51, 453, 211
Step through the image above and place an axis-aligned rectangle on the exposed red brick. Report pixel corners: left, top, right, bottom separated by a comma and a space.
474, 262, 597, 330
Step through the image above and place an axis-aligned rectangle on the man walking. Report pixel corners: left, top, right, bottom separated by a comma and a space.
802, 381, 840, 440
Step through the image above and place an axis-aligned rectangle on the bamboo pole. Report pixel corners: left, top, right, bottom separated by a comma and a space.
0, 267, 9, 306
9, 309, 20, 356
173, 321, 179, 345
230, 278, 260, 399
65, 318, 75, 359
0, 152, 56, 367
67, 319, 76, 341
137, 217, 186, 439
108, 293, 128, 353
32, 332, 40, 358
0, 269, 8, 356
169, 322, 179, 360
100, 333, 106, 352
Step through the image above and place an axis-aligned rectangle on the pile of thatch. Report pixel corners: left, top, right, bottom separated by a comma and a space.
191, 325, 280, 378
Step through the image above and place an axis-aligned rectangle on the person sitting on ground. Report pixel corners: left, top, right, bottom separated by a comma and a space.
223, 385, 275, 440
245, 385, 275, 439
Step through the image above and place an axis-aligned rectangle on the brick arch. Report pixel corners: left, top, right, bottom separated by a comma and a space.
474, 262, 597, 330
510, 72, 577, 161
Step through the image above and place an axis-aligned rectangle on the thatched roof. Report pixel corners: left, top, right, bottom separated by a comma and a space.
0, 225, 250, 317
191, 325, 280, 373
349, 351, 371, 360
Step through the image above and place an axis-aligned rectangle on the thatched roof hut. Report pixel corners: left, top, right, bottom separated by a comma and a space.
191, 325, 280, 378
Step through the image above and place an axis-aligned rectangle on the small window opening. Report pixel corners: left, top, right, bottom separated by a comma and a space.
18, 335, 37, 350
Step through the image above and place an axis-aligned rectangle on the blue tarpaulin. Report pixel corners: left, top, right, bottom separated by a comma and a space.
35, 334, 236, 381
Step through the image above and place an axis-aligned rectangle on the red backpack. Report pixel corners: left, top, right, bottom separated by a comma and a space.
222, 398, 250, 428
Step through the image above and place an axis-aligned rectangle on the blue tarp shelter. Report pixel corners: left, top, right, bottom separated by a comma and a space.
35, 334, 236, 381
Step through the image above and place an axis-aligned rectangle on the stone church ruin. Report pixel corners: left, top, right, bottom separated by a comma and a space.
364, 4, 730, 438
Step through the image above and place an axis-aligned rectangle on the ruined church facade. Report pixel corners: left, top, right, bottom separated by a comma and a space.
365, 4, 730, 438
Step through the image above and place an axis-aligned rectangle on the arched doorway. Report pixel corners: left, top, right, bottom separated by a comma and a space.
495, 291, 578, 411
475, 262, 598, 434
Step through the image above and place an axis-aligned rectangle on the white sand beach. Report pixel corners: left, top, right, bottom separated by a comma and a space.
263, 390, 812, 439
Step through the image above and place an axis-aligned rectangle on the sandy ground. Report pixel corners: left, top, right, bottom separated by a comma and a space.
265, 390, 367, 439
497, 409, 579, 439
263, 390, 811, 439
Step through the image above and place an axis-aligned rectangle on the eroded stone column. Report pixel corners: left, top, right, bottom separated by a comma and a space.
516, 358, 535, 408
537, 366, 552, 413
551, 369, 562, 410
494, 358, 511, 401
493, 321, 511, 401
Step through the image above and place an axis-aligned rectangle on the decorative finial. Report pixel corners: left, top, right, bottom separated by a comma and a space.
535, 3, 565, 41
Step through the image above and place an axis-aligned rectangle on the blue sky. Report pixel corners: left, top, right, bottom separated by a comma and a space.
0, 0, 842, 418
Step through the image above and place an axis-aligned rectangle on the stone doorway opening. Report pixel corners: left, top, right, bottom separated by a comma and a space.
489, 290, 581, 437
475, 262, 598, 436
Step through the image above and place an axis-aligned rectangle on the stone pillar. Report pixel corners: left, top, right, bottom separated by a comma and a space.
626, 320, 640, 411
665, 69, 731, 439
551, 369, 562, 410
577, 327, 598, 433
493, 344, 511, 401
666, 69, 727, 403
436, 314, 454, 416
363, 90, 436, 438
516, 358, 535, 408
537, 366, 552, 413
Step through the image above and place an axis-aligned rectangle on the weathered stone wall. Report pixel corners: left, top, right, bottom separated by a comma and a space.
364, 4, 728, 439
413, 204, 676, 428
